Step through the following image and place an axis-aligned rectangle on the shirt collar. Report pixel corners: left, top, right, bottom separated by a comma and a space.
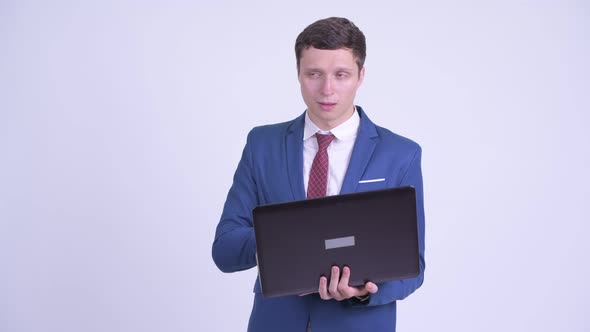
303, 107, 360, 141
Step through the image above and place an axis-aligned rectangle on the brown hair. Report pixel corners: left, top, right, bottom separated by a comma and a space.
295, 17, 366, 74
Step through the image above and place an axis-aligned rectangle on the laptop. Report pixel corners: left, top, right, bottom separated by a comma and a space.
252, 186, 420, 298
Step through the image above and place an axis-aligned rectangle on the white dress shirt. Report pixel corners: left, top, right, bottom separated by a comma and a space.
303, 109, 360, 196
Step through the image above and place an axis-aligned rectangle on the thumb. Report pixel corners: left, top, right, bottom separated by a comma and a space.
365, 282, 379, 294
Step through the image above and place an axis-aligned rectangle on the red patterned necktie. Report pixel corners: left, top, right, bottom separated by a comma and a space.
307, 133, 335, 199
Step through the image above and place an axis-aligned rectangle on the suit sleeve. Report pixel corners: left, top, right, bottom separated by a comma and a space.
352, 145, 426, 307
212, 131, 259, 273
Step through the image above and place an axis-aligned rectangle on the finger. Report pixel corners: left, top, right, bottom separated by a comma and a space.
328, 266, 341, 299
337, 266, 353, 298
318, 276, 332, 300
365, 281, 379, 294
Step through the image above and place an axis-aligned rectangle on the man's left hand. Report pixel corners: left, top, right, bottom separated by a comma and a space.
318, 266, 378, 301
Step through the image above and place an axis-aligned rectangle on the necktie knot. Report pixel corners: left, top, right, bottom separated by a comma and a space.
316, 133, 335, 151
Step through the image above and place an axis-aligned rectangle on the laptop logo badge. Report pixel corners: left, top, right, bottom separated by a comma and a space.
325, 236, 355, 250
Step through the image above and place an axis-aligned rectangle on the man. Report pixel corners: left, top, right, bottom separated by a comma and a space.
212, 17, 425, 332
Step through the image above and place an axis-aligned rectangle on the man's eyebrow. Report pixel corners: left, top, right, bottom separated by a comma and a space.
301, 67, 323, 72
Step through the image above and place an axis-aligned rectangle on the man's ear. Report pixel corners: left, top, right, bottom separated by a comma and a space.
358, 66, 366, 85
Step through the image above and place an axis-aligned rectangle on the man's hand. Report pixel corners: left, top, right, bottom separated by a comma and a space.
318, 266, 378, 301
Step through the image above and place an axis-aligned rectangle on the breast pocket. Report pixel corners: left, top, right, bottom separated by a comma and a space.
356, 178, 387, 192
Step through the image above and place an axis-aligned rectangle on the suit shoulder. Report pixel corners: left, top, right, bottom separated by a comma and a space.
245, 118, 296, 144
374, 125, 422, 153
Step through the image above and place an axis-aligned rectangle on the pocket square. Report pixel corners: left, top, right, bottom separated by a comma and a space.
358, 178, 385, 184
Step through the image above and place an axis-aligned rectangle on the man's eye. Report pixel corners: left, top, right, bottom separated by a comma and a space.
308, 72, 321, 78
337, 72, 349, 79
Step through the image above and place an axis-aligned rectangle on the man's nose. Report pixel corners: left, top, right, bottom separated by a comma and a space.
320, 77, 334, 96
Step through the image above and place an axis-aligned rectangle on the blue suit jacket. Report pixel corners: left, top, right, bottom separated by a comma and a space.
212, 107, 425, 332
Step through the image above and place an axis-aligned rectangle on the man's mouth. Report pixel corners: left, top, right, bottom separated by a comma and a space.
318, 102, 337, 111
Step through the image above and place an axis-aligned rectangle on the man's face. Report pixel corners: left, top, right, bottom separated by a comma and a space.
298, 47, 365, 131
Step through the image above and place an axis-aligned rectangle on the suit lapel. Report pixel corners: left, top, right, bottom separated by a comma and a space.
340, 107, 379, 195
285, 113, 306, 201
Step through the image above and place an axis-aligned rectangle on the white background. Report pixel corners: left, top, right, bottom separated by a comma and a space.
1, 1, 589, 331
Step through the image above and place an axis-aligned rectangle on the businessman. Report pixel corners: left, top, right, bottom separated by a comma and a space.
212, 17, 425, 332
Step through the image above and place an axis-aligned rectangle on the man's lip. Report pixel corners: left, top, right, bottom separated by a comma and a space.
318, 102, 337, 111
